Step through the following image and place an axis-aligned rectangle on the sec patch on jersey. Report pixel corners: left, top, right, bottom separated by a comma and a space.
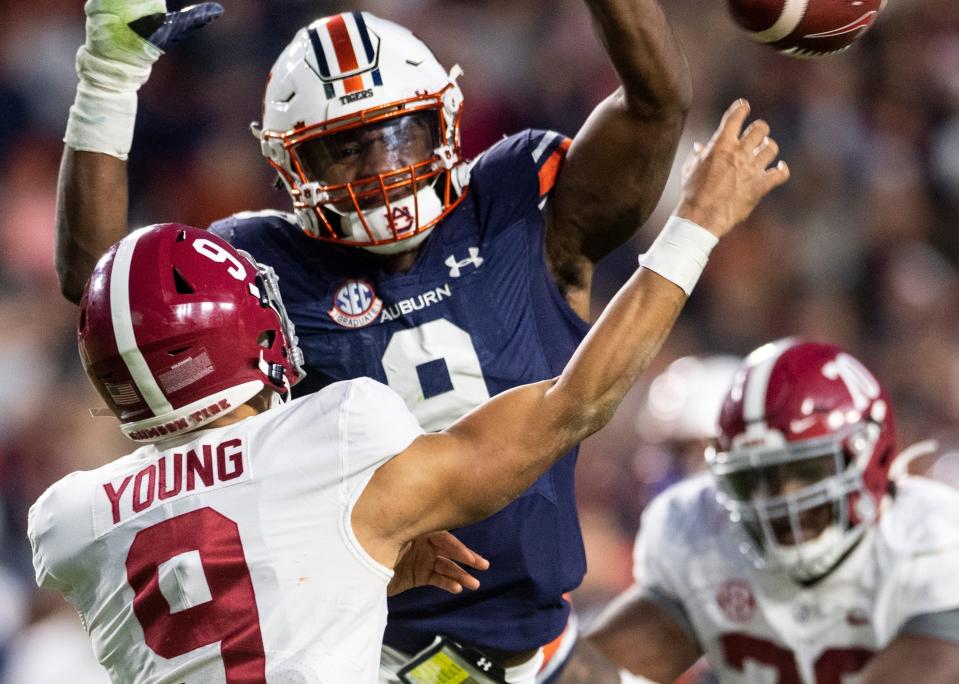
328, 279, 384, 328
728, 0, 886, 58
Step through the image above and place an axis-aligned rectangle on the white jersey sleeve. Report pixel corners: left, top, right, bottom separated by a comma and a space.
336, 378, 425, 558
879, 477, 959, 631
28, 470, 97, 597
631, 476, 723, 643
632, 486, 680, 596
339, 377, 424, 477
632, 475, 723, 593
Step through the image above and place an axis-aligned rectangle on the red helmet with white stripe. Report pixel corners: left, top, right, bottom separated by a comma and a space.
706, 339, 896, 581
78, 224, 306, 443
255, 12, 468, 254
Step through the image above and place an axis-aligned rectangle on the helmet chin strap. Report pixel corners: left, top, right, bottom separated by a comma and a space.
341, 185, 444, 255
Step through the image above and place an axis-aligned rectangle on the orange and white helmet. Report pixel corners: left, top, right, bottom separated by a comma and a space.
254, 12, 469, 254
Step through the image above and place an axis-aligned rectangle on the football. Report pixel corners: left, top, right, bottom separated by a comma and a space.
727, 0, 886, 58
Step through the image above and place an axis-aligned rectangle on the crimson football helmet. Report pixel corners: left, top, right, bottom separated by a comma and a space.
706, 339, 896, 582
78, 224, 306, 442
255, 12, 469, 254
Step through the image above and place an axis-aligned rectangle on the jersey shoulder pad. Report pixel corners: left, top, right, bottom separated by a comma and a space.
876, 477, 959, 622
467, 129, 572, 233
879, 477, 959, 556
207, 210, 299, 250
28, 469, 100, 593
633, 474, 724, 590
636, 474, 725, 554
338, 378, 424, 474
271, 378, 423, 479
206, 210, 348, 284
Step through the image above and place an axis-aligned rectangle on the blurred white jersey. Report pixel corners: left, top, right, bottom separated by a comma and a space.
633, 474, 959, 683
28, 378, 423, 684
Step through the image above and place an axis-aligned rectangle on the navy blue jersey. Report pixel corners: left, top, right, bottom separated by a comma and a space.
210, 130, 588, 653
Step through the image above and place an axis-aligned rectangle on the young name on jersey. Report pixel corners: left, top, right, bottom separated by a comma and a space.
95, 437, 253, 535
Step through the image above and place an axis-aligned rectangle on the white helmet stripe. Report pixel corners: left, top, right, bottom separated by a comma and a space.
351, 12, 377, 63
344, 15, 370, 67
742, 338, 796, 424
110, 227, 174, 416
315, 28, 341, 77
749, 0, 809, 44
315, 13, 376, 80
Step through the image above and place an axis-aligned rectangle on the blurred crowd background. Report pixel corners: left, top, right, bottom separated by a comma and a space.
2, 0, 959, 681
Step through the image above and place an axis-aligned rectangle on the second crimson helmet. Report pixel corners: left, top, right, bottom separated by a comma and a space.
78, 224, 306, 442
706, 339, 896, 581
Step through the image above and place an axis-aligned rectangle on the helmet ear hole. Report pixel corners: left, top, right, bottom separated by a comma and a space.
172, 267, 195, 294
258, 330, 276, 349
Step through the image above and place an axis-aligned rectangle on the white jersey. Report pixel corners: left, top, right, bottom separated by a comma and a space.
633, 474, 959, 683
28, 378, 423, 684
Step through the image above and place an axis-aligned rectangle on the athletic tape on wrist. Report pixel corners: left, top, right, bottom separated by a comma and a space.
63, 46, 158, 159
638, 216, 718, 296
64, 82, 138, 159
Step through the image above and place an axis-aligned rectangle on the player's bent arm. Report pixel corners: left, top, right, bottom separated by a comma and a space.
354, 267, 687, 566
860, 635, 959, 683
546, 0, 692, 274
56, 148, 130, 303
57, 3, 223, 304
585, 585, 702, 683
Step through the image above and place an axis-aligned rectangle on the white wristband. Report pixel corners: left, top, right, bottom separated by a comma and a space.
638, 216, 718, 296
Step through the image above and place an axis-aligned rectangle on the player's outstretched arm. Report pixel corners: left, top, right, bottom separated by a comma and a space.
585, 585, 702, 682
56, 1, 222, 303
354, 100, 789, 567
545, 0, 692, 297
860, 635, 959, 683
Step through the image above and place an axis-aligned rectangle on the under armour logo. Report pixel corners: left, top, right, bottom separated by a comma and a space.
445, 247, 483, 278
475, 657, 492, 672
